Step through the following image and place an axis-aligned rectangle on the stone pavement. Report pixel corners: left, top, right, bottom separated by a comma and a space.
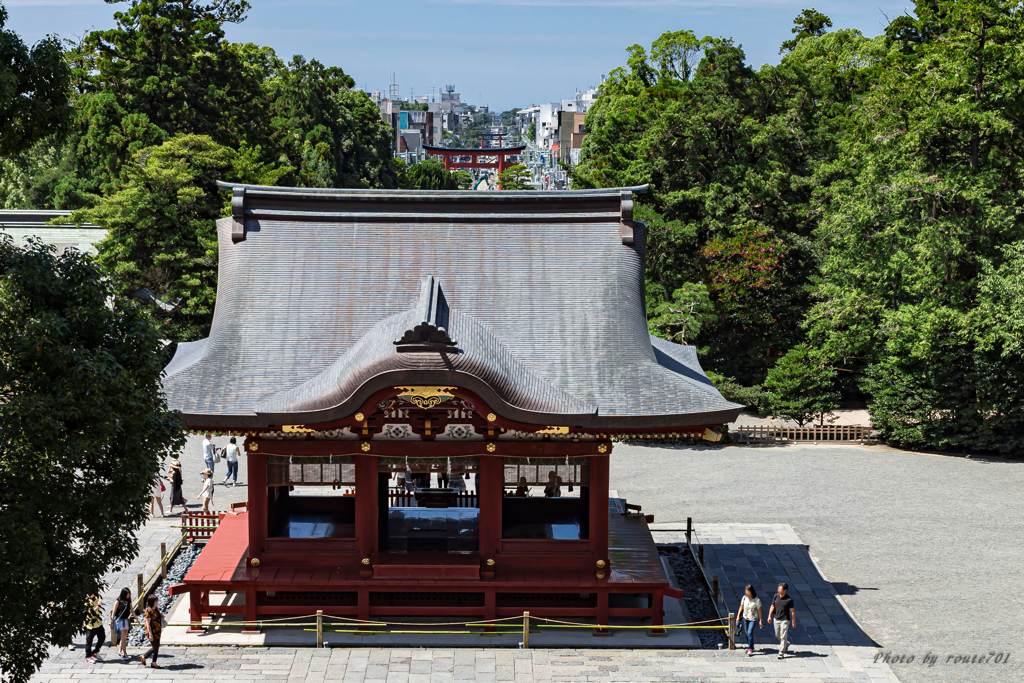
43, 520, 900, 683
37, 644, 899, 683
652, 524, 874, 649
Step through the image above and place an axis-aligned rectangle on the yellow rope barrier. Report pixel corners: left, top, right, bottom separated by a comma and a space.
167, 615, 727, 631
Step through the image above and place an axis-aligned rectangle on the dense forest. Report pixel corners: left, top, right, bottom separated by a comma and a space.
576, 0, 1024, 453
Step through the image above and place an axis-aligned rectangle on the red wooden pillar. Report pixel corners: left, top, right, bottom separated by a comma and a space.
354, 453, 377, 561
188, 587, 204, 633
589, 453, 610, 560
355, 454, 377, 631
357, 587, 370, 629
244, 585, 258, 632
443, 152, 452, 171
484, 590, 496, 632
652, 589, 664, 628
597, 591, 609, 627
246, 449, 267, 558
478, 455, 502, 559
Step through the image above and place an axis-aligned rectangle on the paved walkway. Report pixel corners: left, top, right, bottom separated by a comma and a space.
38, 644, 897, 683
653, 524, 873, 649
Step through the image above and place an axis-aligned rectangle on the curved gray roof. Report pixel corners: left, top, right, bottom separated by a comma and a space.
162, 184, 742, 429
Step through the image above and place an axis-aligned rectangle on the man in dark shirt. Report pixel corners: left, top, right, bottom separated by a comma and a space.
767, 582, 796, 659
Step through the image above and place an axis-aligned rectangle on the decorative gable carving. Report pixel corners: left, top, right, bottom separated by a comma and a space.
394, 275, 458, 352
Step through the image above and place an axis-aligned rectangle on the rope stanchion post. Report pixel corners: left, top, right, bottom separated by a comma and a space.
160, 542, 167, 580
136, 573, 144, 604
522, 612, 530, 649
316, 610, 323, 648
728, 612, 735, 650
686, 517, 692, 545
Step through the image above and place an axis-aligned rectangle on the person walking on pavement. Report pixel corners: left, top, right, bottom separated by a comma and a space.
138, 595, 164, 668
222, 437, 240, 486
767, 582, 796, 659
149, 472, 165, 517
109, 588, 134, 660
167, 460, 185, 514
84, 595, 105, 663
197, 468, 214, 513
202, 433, 216, 474
736, 584, 763, 656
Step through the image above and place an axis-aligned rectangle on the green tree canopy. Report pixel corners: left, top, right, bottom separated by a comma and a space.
402, 159, 462, 190
806, 0, 1024, 452
779, 8, 833, 53
0, 236, 185, 683
0, 2, 72, 156
69, 134, 285, 340
497, 164, 532, 191
80, 0, 256, 146
761, 345, 841, 426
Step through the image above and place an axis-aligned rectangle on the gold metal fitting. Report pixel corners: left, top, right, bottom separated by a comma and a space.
360, 442, 371, 452
486, 559, 495, 566
487, 413, 497, 422
248, 442, 259, 451
596, 571, 606, 579
597, 444, 608, 454
250, 558, 260, 567
361, 558, 370, 565
596, 560, 606, 569
354, 412, 365, 422
486, 443, 496, 453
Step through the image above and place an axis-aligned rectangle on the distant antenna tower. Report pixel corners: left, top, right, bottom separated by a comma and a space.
445, 84, 456, 95
389, 72, 400, 101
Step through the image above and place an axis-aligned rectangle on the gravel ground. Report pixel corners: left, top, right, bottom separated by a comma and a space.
128, 544, 202, 646
658, 545, 727, 649
611, 443, 1023, 683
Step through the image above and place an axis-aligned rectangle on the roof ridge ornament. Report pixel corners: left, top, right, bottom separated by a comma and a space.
620, 190, 634, 246
231, 186, 246, 243
394, 275, 459, 352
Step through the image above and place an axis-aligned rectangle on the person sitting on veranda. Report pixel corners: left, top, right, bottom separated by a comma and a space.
515, 476, 529, 497
543, 472, 561, 498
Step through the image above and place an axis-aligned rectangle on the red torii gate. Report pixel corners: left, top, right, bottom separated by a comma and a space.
424, 145, 525, 175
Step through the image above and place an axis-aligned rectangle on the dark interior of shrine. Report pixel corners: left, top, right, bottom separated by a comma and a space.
268, 487, 357, 539
501, 496, 589, 540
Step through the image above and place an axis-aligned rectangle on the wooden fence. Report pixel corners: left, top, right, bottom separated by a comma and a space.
180, 511, 221, 542
736, 424, 872, 444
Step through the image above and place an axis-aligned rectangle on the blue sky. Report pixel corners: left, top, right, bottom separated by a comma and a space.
6, 1, 910, 111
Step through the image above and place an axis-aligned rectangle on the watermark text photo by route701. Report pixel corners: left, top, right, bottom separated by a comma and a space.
875, 651, 1013, 667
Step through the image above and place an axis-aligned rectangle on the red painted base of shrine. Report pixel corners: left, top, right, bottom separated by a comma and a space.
171, 511, 678, 626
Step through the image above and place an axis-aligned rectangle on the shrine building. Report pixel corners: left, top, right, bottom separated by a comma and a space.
164, 183, 742, 631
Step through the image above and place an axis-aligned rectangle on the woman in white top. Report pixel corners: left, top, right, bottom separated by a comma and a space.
196, 468, 214, 513
149, 473, 165, 517
222, 437, 241, 486
736, 584, 763, 656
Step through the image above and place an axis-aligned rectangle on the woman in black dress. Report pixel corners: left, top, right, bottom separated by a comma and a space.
166, 460, 185, 514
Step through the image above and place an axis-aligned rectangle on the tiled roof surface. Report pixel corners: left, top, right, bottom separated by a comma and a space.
163, 185, 742, 428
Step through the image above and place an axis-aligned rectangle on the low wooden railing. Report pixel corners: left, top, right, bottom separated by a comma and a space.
180, 511, 220, 542
736, 424, 872, 444
388, 489, 478, 507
